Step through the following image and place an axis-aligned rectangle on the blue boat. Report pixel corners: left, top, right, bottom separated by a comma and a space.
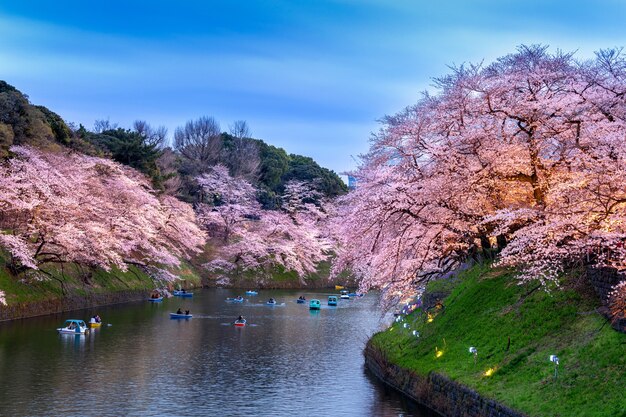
170, 313, 193, 319
57, 319, 89, 334
226, 296, 245, 303
266, 298, 277, 305
348, 293, 363, 297
173, 290, 192, 298
245, 290, 258, 295
328, 296, 338, 306
296, 296, 306, 304
309, 299, 321, 310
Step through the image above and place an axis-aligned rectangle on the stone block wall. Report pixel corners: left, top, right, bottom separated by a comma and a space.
0, 290, 147, 321
364, 341, 528, 417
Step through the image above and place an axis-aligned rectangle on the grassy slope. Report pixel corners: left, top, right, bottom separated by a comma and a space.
371, 264, 626, 417
0, 250, 203, 307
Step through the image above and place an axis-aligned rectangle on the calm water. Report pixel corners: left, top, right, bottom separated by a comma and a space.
0, 289, 434, 417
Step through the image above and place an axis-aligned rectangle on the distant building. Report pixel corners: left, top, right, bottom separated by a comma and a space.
348, 176, 357, 190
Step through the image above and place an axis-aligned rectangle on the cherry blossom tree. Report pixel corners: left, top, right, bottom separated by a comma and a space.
0, 146, 205, 277
332, 45, 626, 299
196, 167, 331, 283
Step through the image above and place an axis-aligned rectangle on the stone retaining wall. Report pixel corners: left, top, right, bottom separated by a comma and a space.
364, 341, 528, 417
0, 290, 147, 322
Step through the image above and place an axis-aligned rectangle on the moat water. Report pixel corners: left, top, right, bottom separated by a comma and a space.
0, 288, 435, 416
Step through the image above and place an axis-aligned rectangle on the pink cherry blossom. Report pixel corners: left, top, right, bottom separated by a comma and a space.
0, 146, 205, 272
332, 46, 626, 300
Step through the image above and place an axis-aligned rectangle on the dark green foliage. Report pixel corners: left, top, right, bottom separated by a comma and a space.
35, 105, 72, 145
254, 141, 346, 208
259, 142, 290, 190
0, 82, 49, 144
284, 154, 347, 197
0, 80, 94, 156
0, 81, 20, 95
82, 128, 163, 186
0, 123, 14, 158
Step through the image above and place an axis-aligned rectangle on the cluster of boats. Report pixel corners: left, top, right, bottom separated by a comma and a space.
57, 315, 103, 335
148, 288, 193, 302
58, 287, 363, 334
238, 289, 362, 310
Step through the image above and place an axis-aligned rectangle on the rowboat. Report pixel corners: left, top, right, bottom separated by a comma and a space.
266, 299, 277, 305
245, 290, 258, 295
328, 296, 338, 306
148, 297, 163, 302
226, 297, 245, 303
309, 299, 321, 310
173, 290, 192, 298
170, 313, 193, 319
340, 290, 350, 300
234, 319, 246, 327
296, 296, 306, 304
57, 319, 88, 334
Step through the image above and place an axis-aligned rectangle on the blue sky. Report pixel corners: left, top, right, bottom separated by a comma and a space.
1, 1, 625, 175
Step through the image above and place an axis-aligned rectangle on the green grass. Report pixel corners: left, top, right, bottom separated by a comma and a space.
372, 263, 626, 417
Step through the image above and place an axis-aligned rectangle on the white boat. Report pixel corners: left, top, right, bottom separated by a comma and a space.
57, 319, 89, 334
340, 290, 350, 300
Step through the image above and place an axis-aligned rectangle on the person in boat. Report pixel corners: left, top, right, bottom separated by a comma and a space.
176, 308, 183, 314
181, 289, 186, 293
237, 315, 244, 322
185, 310, 190, 315
268, 298, 275, 303
95, 315, 101, 323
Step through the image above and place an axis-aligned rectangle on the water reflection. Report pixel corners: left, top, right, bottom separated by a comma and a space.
0, 289, 431, 416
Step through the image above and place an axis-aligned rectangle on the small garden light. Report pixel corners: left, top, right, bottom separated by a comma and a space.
412, 330, 419, 337
483, 367, 495, 377
403, 323, 408, 328
469, 346, 478, 364
550, 355, 560, 378
427, 313, 434, 323
435, 347, 443, 358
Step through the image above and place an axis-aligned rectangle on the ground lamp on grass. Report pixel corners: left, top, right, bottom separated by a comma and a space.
412, 330, 419, 338
550, 355, 559, 379
469, 346, 477, 365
